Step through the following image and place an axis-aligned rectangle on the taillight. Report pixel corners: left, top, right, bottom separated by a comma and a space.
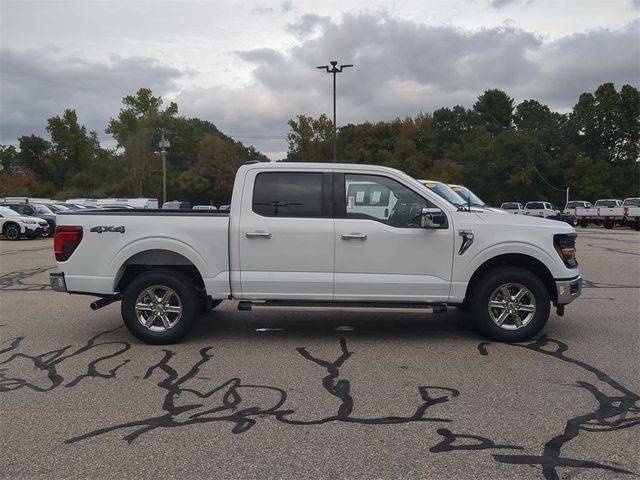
54, 226, 83, 261
624, 207, 629, 217
554, 233, 578, 268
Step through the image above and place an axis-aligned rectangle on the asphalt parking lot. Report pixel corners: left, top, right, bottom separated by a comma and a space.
1, 228, 638, 480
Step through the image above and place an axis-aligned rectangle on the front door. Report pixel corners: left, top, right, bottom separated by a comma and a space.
334, 172, 455, 302
238, 170, 334, 300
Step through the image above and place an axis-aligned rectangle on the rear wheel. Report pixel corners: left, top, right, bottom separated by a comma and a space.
604, 220, 614, 230
469, 267, 550, 342
121, 269, 200, 344
3, 223, 21, 240
579, 220, 589, 228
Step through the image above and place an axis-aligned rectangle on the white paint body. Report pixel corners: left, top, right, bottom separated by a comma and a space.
55, 163, 579, 305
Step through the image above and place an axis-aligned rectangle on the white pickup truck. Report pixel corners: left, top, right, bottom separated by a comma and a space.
594, 199, 624, 229
50, 162, 582, 344
620, 198, 640, 230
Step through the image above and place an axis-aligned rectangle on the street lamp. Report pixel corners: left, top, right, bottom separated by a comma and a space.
317, 60, 353, 162
158, 129, 170, 204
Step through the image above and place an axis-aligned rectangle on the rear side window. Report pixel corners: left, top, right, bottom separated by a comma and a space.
253, 172, 325, 218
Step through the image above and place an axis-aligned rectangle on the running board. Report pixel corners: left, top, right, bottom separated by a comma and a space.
237, 300, 447, 314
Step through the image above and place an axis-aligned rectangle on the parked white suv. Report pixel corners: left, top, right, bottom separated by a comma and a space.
0, 206, 49, 239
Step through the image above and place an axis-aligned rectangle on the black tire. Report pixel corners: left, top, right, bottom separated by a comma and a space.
121, 269, 200, 344
580, 220, 589, 228
3, 223, 21, 240
604, 220, 614, 230
635, 219, 640, 231
469, 267, 550, 342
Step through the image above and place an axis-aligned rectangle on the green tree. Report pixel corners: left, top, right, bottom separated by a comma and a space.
46, 109, 98, 190
106, 88, 178, 196
473, 89, 514, 135
286, 114, 334, 161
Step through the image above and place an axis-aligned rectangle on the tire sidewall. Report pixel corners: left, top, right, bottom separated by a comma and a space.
121, 270, 199, 344
469, 267, 550, 342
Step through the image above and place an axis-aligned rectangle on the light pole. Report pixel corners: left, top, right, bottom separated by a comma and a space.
158, 129, 170, 204
317, 60, 353, 162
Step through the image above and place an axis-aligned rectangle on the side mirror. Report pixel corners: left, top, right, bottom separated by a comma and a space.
420, 207, 447, 229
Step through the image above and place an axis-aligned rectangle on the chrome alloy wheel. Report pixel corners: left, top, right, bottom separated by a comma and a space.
134, 285, 183, 332
488, 282, 536, 330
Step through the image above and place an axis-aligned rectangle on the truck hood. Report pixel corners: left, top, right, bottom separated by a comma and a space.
463, 210, 575, 233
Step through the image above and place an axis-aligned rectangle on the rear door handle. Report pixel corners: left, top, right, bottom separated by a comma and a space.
341, 233, 367, 240
246, 231, 272, 239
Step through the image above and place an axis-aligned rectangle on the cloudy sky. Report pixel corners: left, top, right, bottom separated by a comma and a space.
1, 0, 638, 159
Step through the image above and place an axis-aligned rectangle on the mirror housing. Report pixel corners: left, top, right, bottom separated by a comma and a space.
420, 208, 447, 229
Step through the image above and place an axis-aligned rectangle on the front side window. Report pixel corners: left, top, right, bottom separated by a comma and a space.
253, 172, 324, 218
345, 174, 437, 228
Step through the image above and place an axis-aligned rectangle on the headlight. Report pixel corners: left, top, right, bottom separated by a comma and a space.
554, 233, 578, 268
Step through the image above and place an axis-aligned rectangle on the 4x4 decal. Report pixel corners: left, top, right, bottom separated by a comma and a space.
90, 226, 125, 234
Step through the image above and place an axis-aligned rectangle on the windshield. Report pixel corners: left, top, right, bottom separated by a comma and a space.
421, 181, 465, 207
0, 206, 20, 217
501, 203, 520, 209
34, 204, 54, 215
623, 198, 640, 206
450, 185, 485, 207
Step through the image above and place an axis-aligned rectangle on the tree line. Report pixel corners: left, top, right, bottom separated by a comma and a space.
287, 83, 639, 206
0, 83, 638, 207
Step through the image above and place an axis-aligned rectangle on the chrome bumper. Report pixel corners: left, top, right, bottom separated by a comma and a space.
50, 272, 67, 292
556, 275, 582, 305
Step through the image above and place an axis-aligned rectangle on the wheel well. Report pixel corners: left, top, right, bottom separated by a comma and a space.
465, 254, 556, 305
114, 249, 205, 295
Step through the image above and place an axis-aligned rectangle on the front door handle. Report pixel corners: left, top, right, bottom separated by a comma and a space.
246, 231, 272, 239
341, 233, 367, 240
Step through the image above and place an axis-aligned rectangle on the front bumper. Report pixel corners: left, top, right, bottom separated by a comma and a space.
555, 275, 582, 305
50, 272, 67, 292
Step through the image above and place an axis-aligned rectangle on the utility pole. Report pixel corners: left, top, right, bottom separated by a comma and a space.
317, 61, 353, 162
159, 130, 170, 204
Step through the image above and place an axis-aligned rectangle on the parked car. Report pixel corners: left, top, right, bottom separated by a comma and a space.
127, 198, 159, 209
0, 202, 56, 236
594, 199, 623, 229
51, 162, 581, 345
500, 202, 525, 214
193, 205, 218, 210
448, 184, 506, 214
525, 201, 576, 226
418, 180, 467, 208
621, 198, 640, 230
162, 201, 192, 210
0, 206, 49, 239
524, 201, 556, 218
571, 202, 599, 228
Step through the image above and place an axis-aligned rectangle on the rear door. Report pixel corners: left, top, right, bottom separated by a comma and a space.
238, 169, 334, 300
333, 172, 455, 302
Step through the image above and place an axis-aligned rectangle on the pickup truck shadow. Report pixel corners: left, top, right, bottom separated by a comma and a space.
192, 305, 475, 342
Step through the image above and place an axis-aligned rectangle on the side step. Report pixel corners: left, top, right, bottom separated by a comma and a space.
238, 300, 447, 314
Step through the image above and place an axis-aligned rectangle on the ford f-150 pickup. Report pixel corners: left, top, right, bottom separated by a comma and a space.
50, 162, 582, 344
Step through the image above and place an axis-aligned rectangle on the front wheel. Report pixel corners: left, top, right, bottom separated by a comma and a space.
3, 224, 21, 240
469, 267, 550, 342
121, 269, 200, 344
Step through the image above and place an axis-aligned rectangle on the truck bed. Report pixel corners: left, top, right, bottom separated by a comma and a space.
56, 209, 231, 297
